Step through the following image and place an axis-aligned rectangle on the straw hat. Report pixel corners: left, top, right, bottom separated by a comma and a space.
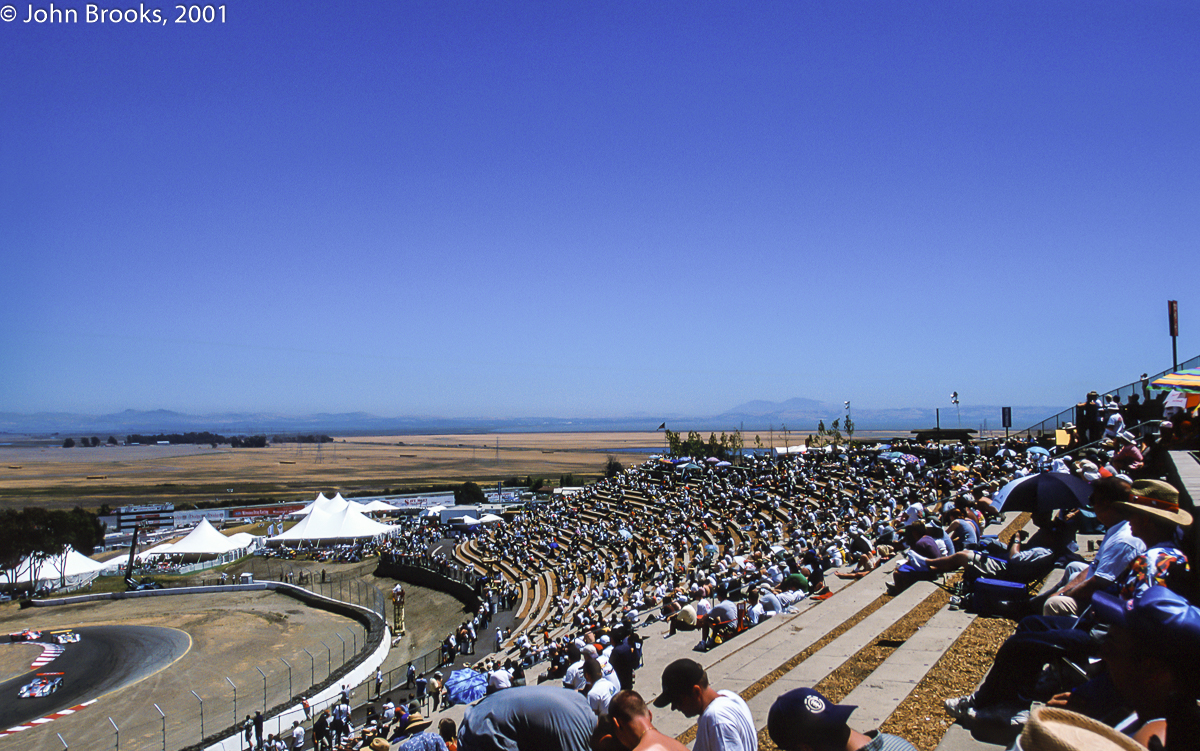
368, 738, 390, 751
1017, 707, 1147, 751
1115, 479, 1192, 527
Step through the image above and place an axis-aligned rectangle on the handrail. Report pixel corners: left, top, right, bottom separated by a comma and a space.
1014, 354, 1200, 439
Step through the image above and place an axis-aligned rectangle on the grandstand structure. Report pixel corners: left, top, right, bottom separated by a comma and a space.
432, 449, 1199, 751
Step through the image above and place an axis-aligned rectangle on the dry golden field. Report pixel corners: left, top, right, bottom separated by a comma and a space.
0, 432, 670, 510
0, 429, 906, 511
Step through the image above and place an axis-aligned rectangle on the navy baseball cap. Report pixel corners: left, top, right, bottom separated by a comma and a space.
1092, 586, 1200, 660
768, 688, 856, 749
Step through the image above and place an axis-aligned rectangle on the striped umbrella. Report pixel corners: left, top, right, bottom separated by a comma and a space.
1150, 368, 1200, 394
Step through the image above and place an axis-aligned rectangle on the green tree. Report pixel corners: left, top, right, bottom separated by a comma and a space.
62, 438, 75, 448
604, 455, 624, 478
454, 481, 486, 505
107, 436, 118, 446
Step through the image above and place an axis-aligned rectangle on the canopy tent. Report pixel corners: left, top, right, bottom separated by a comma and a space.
448, 515, 481, 526
291, 493, 353, 518
138, 519, 256, 562
421, 505, 448, 518
268, 504, 396, 545
477, 513, 504, 524
2, 547, 109, 591
359, 500, 400, 513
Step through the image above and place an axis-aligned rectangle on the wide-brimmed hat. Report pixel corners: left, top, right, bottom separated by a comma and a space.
402, 713, 432, 734
368, 738, 391, 751
1017, 707, 1147, 751
1115, 480, 1192, 527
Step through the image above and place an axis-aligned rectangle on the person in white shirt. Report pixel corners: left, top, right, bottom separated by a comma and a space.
654, 659, 755, 751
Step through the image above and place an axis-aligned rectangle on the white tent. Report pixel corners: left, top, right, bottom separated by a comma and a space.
477, 513, 504, 524
138, 519, 255, 561
360, 500, 399, 513
2, 547, 109, 591
421, 505, 448, 518
292, 493, 352, 517
269, 504, 396, 545
448, 515, 481, 526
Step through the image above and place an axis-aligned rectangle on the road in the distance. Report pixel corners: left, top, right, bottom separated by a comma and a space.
0, 626, 191, 729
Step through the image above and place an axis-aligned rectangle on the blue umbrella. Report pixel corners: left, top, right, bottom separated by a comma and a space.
1026, 446, 1051, 457
992, 472, 1091, 513
445, 668, 487, 706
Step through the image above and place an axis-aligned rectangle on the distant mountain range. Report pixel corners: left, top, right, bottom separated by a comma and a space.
0, 400, 1060, 437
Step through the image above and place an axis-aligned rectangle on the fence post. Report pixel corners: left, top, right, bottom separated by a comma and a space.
335, 632, 346, 665
153, 703, 165, 751
108, 717, 119, 751
56, 732, 68, 750
320, 641, 332, 679
191, 690, 204, 739
226, 677, 238, 726
302, 648, 315, 687
280, 658, 293, 698
256, 666, 267, 711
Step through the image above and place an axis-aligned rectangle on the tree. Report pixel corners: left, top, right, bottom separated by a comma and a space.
89, 437, 101, 447
107, 436, 118, 446
454, 481, 486, 505
62, 438, 75, 448
604, 455, 624, 478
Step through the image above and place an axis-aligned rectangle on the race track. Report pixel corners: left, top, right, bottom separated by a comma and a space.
0, 626, 191, 730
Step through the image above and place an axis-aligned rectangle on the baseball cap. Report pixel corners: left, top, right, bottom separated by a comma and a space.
653, 659, 705, 708
1091, 586, 1200, 660
768, 688, 856, 749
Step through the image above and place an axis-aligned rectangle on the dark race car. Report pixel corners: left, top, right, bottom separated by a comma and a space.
18, 673, 63, 698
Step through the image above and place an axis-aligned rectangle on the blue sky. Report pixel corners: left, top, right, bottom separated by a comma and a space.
2, 1, 1197, 419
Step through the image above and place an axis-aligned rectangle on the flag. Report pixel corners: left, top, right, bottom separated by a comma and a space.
657, 423, 666, 430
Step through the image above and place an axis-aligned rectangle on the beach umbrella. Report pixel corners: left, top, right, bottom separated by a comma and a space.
1026, 446, 1051, 457
705, 457, 720, 463
992, 472, 1091, 513
900, 454, 920, 464
445, 669, 487, 706
1149, 368, 1200, 394
716, 461, 732, 467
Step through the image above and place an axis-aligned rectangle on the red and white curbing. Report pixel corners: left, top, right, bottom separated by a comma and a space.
30, 643, 64, 669
0, 699, 97, 739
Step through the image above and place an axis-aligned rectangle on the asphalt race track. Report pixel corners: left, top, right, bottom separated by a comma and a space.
0, 626, 191, 730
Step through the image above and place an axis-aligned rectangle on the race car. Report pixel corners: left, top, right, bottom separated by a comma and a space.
52, 631, 80, 644
10, 629, 42, 642
18, 673, 63, 698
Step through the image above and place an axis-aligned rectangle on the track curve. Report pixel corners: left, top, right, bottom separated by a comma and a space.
0, 626, 191, 729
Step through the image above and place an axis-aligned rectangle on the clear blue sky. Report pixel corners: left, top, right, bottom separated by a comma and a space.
3, 1, 1197, 418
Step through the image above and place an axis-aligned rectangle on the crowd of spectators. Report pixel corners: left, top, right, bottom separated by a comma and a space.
339, 384, 1199, 751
